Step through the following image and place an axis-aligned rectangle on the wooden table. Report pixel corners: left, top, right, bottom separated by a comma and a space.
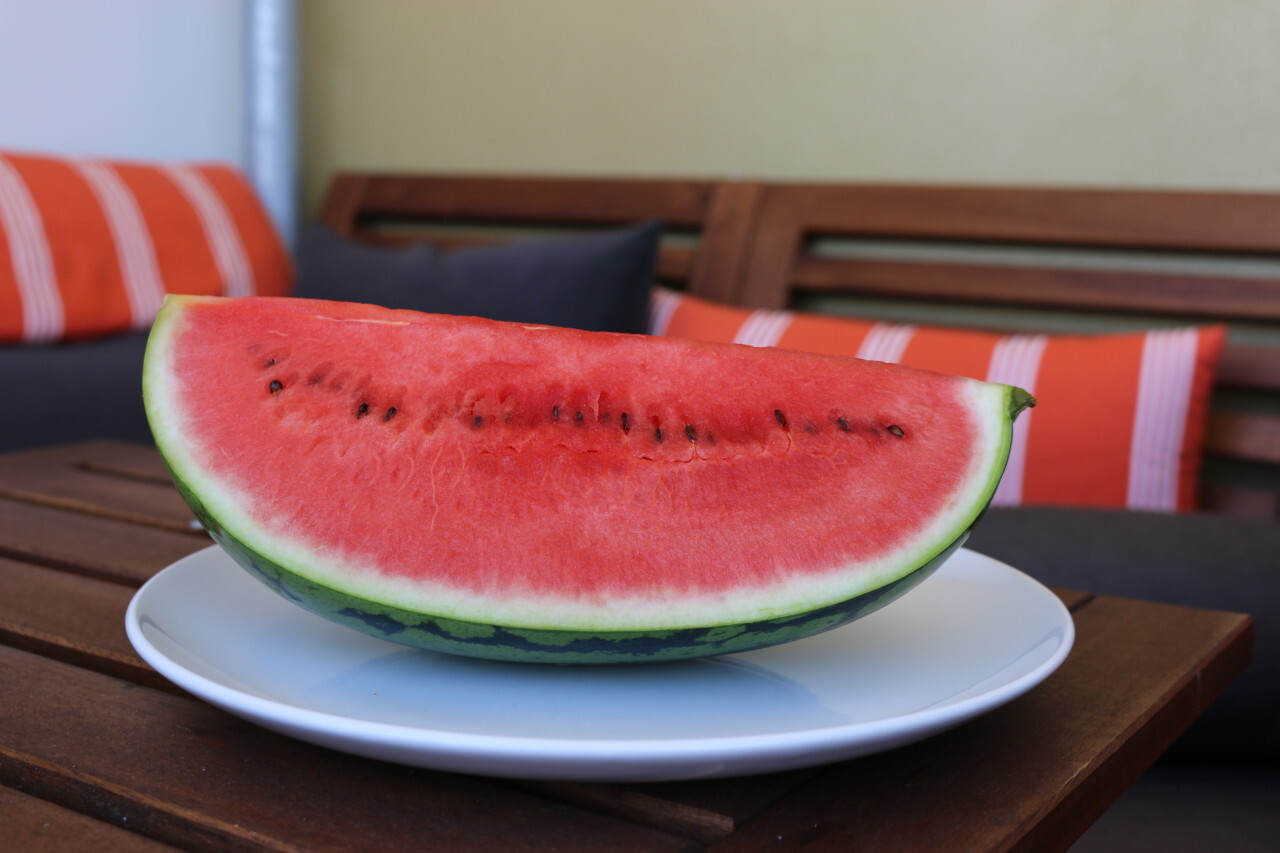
0, 441, 1254, 852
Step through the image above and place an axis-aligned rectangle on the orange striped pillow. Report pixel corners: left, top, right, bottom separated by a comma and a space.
650, 287, 1226, 512
0, 150, 292, 342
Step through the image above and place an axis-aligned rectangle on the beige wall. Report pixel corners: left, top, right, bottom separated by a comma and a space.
301, 0, 1280, 213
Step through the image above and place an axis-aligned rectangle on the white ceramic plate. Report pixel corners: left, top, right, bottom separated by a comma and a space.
126, 545, 1072, 782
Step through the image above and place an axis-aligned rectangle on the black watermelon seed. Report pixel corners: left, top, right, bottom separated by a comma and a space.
356, 402, 370, 419
268, 379, 283, 394
774, 409, 787, 428
685, 424, 697, 442
575, 410, 584, 424
264, 358, 277, 369
887, 424, 905, 437
621, 413, 631, 433
835, 417, 851, 432
654, 427, 664, 443
552, 405, 561, 422
473, 415, 484, 428
383, 407, 398, 422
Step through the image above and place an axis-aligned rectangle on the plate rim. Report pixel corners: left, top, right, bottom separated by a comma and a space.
125, 544, 1074, 775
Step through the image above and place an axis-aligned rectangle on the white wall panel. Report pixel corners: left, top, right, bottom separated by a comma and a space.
0, 0, 297, 243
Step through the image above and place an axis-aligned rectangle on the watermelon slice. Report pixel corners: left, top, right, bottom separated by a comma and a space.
144, 295, 1033, 664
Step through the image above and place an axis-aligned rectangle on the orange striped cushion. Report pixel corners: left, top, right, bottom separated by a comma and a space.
650, 287, 1226, 512
0, 150, 292, 342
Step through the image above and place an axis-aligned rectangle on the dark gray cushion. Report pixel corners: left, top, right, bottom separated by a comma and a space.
1, 220, 661, 453
968, 507, 1280, 761
293, 220, 662, 333
1, 332, 152, 452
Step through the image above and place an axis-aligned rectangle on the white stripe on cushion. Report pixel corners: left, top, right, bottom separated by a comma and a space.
856, 323, 916, 363
164, 165, 254, 297
986, 334, 1048, 507
733, 309, 793, 347
647, 288, 681, 336
76, 162, 166, 329
0, 157, 63, 341
1128, 328, 1199, 511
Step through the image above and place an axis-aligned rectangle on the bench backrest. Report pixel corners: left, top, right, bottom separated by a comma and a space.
318, 172, 761, 300
319, 174, 1280, 519
724, 183, 1280, 518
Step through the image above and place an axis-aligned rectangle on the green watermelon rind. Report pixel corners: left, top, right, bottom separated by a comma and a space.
169, 464, 973, 664
154, 388, 1025, 666
144, 297, 1031, 664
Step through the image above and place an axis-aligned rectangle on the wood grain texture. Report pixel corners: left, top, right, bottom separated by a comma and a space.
723, 181, 1280, 518
0, 443, 823, 849
0, 785, 179, 853
705, 597, 1252, 853
774, 184, 1280, 252
0, 440, 1255, 851
0, 497, 204, 585
316, 173, 369, 234
1206, 412, 1280, 464
315, 172, 764, 306
0, 556, 168, 690
787, 257, 1280, 324
688, 182, 766, 304
345, 173, 715, 228
0, 647, 695, 853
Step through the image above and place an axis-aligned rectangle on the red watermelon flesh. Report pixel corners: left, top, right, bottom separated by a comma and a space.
144, 295, 1030, 661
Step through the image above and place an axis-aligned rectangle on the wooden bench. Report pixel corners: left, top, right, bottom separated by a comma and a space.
319, 173, 1280, 519
318, 173, 762, 299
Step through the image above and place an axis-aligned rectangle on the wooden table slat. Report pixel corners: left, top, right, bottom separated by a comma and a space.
0, 440, 173, 482
0, 496, 206, 585
704, 597, 1252, 853
0, 540, 812, 843
0, 556, 171, 690
0, 441, 1259, 851
618, 769, 823, 837
0, 785, 181, 853
510, 781, 737, 845
0, 440, 195, 533
0, 645, 697, 853
1053, 587, 1093, 611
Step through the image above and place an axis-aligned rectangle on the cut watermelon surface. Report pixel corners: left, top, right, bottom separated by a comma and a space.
144, 296, 1033, 663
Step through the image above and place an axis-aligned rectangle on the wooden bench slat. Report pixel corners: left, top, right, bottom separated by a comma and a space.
1215, 345, 1280, 393
1206, 412, 1280, 465
789, 256, 1280, 323
349, 173, 716, 228
321, 172, 768, 302
791, 184, 1280, 253
357, 231, 699, 289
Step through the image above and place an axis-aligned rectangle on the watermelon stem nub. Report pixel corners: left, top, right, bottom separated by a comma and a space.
1009, 387, 1037, 419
